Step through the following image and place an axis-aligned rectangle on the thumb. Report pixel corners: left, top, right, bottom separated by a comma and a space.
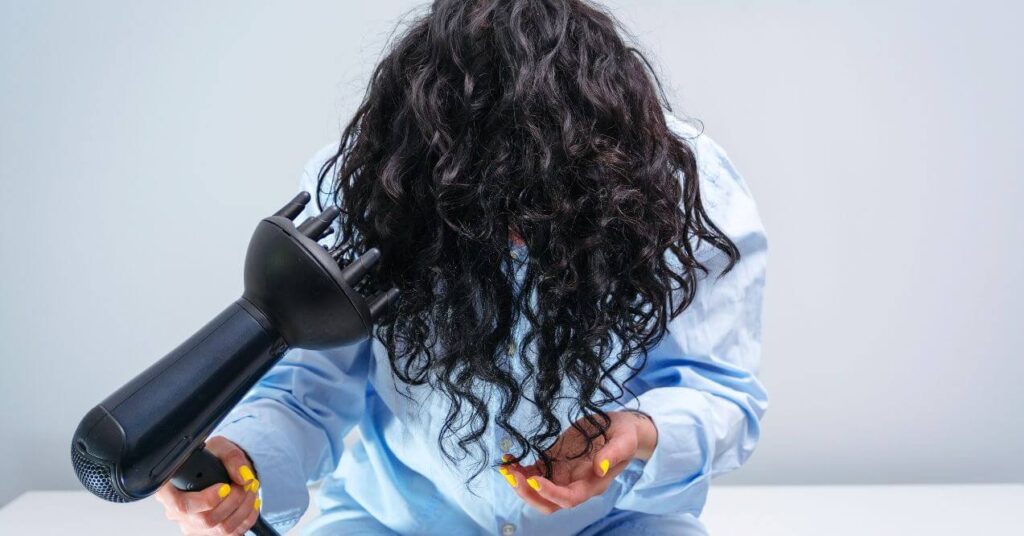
593, 427, 638, 478
206, 436, 255, 487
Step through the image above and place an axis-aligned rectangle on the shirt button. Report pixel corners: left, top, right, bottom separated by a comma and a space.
506, 342, 516, 357
510, 249, 520, 260
500, 436, 513, 452
502, 523, 516, 535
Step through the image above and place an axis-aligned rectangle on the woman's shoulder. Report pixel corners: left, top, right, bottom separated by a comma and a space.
665, 113, 749, 187
663, 111, 766, 262
665, 111, 757, 203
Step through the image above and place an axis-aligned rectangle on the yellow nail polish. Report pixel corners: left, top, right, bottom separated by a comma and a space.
600, 459, 610, 476
217, 484, 231, 498
246, 479, 260, 493
253, 498, 262, 511
527, 477, 540, 491
504, 473, 518, 488
498, 466, 509, 476
239, 466, 255, 483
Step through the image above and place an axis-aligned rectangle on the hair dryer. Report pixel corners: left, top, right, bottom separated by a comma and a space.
70, 192, 397, 535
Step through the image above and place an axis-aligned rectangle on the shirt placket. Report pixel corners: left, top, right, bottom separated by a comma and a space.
493, 244, 528, 534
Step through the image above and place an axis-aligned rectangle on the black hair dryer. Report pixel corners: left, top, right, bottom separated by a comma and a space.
70, 193, 397, 536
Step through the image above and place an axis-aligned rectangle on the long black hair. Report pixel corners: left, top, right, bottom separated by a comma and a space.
318, 0, 739, 478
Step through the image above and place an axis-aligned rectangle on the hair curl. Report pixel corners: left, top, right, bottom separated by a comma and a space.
318, 0, 739, 478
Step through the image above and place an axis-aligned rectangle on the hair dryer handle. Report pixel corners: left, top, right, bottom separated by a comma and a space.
172, 446, 280, 536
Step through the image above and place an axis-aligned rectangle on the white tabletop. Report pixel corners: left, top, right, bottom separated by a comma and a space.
702, 484, 1021, 535
0, 484, 1020, 535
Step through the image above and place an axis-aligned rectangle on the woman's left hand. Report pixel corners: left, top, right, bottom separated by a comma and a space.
502, 411, 657, 514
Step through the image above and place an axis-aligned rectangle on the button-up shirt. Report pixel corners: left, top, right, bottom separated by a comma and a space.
214, 113, 768, 534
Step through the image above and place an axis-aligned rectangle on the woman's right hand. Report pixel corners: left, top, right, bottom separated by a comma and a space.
155, 436, 263, 535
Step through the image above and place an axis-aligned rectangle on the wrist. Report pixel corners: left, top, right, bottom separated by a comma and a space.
627, 410, 658, 461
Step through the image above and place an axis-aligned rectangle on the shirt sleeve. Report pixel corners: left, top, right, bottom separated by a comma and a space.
612, 127, 769, 516
212, 142, 367, 532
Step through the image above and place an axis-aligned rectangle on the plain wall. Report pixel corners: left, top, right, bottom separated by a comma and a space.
1, 0, 1021, 508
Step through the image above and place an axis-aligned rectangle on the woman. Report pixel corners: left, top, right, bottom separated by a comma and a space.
157, 0, 767, 534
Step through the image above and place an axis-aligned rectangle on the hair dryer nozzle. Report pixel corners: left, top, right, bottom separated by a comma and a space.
368, 288, 400, 321
273, 191, 311, 220
243, 201, 385, 348
297, 206, 340, 239
340, 248, 381, 286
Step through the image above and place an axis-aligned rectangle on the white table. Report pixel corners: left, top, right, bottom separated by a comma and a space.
0, 485, 1019, 534
702, 484, 1021, 535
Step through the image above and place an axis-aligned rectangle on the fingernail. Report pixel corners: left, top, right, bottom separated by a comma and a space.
600, 459, 610, 476
498, 466, 509, 476
217, 484, 231, 498
504, 473, 518, 488
527, 477, 540, 491
253, 498, 262, 511
246, 479, 260, 493
239, 465, 255, 483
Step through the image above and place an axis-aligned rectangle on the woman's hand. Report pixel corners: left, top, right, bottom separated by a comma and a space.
154, 436, 263, 535
502, 411, 657, 514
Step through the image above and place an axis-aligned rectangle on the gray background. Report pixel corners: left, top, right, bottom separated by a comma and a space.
1, 0, 1021, 509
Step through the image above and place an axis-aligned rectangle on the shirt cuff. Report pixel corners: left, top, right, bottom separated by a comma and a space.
613, 387, 715, 515
212, 401, 313, 533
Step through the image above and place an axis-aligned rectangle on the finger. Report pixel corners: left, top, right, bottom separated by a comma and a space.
207, 436, 255, 487
590, 460, 630, 496
499, 456, 542, 478
533, 459, 631, 509
592, 428, 638, 478
219, 489, 259, 535
181, 482, 231, 515
192, 483, 245, 530
236, 505, 261, 535
155, 482, 185, 514
528, 474, 592, 509
505, 468, 560, 515
178, 521, 217, 536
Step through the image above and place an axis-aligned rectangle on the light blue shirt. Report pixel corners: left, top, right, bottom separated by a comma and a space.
214, 114, 768, 535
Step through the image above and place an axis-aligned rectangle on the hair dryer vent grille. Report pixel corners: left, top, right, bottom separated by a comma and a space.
71, 443, 130, 503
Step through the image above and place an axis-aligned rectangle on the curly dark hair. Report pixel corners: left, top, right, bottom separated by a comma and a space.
317, 0, 739, 478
